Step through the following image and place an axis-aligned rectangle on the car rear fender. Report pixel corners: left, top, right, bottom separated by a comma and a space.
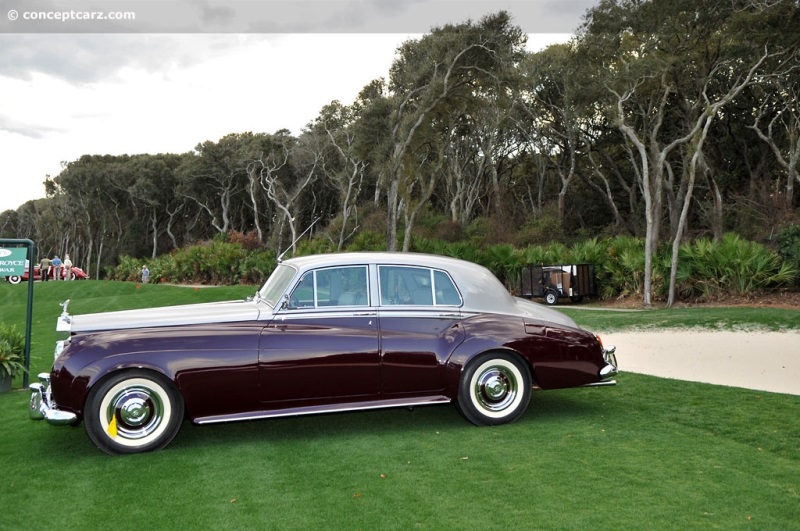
444, 338, 532, 399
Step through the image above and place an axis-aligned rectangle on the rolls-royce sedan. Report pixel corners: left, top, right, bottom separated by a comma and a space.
30, 252, 617, 455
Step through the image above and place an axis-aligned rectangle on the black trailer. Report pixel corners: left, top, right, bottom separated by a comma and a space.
520, 264, 596, 305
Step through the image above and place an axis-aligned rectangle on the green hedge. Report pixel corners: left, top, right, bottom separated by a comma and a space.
107, 239, 277, 286
107, 232, 797, 301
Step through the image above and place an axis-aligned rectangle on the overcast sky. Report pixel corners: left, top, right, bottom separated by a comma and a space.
0, 0, 596, 213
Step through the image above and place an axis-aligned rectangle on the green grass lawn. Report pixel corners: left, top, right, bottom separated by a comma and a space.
1, 281, 799, 530
557, 305, 800, 332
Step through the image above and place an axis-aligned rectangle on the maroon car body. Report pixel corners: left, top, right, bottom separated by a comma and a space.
6, 265, 88, 283
30, 252, 617, 455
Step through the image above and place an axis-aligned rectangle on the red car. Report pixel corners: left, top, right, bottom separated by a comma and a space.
5, 265, 88, 284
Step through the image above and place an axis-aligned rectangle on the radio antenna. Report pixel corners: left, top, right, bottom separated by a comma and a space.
277, 217, 320, 263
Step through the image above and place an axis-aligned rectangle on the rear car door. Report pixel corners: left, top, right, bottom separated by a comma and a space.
377, 265, 465, 397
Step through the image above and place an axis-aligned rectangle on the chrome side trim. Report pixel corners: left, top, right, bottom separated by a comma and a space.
582, 380, 617, 387
194, 395, 451, 425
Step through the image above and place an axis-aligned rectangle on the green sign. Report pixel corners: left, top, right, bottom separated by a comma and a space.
0, 247, 28, 275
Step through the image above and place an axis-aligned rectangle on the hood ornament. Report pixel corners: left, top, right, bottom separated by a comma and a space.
59, 299, 70, 318
56, 299, 72, 332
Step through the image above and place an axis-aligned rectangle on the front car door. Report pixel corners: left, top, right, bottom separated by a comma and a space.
258, 265, 380, 408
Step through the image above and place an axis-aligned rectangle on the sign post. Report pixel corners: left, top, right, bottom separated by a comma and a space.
0, 239, 36, 388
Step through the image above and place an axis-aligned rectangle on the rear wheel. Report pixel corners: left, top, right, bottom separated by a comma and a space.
544, 290, 558, 305
7, 275, 21, 285
457, 352, 531, 426
84, 370, 184, 455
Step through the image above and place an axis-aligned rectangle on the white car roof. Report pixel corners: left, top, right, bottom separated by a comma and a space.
282, 252, 518, 315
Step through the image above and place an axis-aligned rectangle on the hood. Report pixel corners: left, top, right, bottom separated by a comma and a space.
59, 299, 264, 333
513, 297, 579, 329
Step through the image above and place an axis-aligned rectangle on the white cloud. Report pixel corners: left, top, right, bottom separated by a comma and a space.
0, 32, 570, 213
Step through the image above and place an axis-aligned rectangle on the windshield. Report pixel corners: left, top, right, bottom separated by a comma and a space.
257, 264, 297, 307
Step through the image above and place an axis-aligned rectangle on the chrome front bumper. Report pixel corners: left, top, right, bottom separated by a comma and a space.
29, 373, 78, 426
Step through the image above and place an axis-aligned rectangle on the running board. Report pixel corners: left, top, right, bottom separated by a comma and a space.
194, 395, 452, 425
532, 380, 617, 390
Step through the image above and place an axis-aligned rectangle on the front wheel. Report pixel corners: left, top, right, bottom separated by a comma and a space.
457, 353, 531, 426
84, 370, 184, 455
544, 290, 558, 305
7, 275, 21, 285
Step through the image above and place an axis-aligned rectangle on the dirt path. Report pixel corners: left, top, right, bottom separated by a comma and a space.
603, 331, 800, 396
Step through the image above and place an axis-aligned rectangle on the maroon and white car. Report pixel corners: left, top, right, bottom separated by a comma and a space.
6, 265, 88, 284
29, 252, 618, 455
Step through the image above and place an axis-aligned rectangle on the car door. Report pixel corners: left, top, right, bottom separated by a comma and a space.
258, 265, 380, 407
377, 265, 465, 397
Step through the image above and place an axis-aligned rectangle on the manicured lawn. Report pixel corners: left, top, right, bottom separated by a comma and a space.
1, 281, 798, 529
558, 304, 800, 332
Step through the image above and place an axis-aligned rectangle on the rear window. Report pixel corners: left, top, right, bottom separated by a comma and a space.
378, 266, 462, 306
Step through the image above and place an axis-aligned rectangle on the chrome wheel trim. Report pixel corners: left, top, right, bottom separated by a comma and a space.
468, 359, 524, 419
97, 377, 173, 448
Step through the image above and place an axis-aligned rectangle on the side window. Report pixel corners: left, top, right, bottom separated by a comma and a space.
289, 266, 368, 308
379, 266, 408, 305
291, 272, 315, 308
434, 270, 462, 305
379, 266, 461, 306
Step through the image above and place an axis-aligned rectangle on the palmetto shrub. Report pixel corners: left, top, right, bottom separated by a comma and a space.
603, 236, 647, 298
568, 238, 607, 265
674, 233, 797, 298
482, 244, 520, 287
111, 241, 277, 285
107, 231, 795, 301
777, 225, 800, 285
105, 255, 146, 281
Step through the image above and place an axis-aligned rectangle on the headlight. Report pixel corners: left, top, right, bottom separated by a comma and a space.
54, 340, 68, 360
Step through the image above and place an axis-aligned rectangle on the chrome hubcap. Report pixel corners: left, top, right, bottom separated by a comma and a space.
474, 366, 517, 411
119, 397, 151, 427
107, 386, 163, 439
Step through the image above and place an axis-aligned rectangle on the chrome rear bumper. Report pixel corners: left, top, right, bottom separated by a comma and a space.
600, 345, 618, 379
29, 373, 78, 426
583, 345, 618, 387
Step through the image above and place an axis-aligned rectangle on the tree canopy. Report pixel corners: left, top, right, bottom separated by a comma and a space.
3, 2, 799, 305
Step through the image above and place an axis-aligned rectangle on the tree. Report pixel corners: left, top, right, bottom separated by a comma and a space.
383, 11, 527, 251
126, 154, 188, 258
178, 133, 254, 235
260, 130, 318, 255
750, 76, 800, 210
313, 101, 367, 251
578, 0, 798, 307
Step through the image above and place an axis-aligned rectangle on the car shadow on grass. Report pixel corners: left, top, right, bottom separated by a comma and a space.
170, 387, 615, 453
18, 385, 621, 457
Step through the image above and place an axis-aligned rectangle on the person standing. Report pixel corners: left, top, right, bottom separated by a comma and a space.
51, 255, 62, 281
39, 256, 52, 282
141, 265, 150, 284
63, 254, 73, 280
